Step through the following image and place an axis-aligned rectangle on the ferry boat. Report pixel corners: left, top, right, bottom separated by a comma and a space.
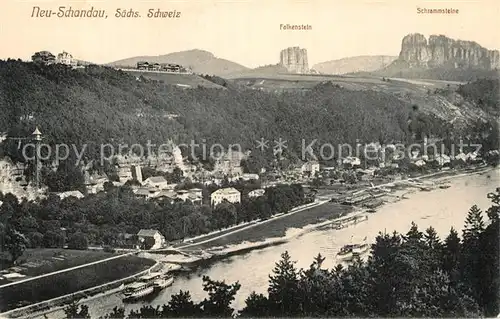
352, 237, 369, 255
122, 281, 155, 302
336, 244, 355, 262
152, 274, 174, 291
337, 237, 369, 262
122, 272, 174, 302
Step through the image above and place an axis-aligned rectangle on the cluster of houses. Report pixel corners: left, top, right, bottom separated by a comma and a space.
136, 61, 191, 73
31, 50, 78, 67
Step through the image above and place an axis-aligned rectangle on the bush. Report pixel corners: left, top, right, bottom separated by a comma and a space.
43, 231, 66, 248
67, 232, 89, 250
103, 246, 116, 253
28, 232, 44, 248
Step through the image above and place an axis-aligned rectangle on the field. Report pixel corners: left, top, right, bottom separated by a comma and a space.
0, 249, 116, 285
182, 202, 352, 251
0, 255, 154, 312
228, 73, 461, 91
120, 69, 225, 89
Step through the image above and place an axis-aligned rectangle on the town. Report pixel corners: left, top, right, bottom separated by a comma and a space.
0, 6, 499, 317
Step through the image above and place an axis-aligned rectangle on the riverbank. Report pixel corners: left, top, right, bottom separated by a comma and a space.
156, 165, 495, 269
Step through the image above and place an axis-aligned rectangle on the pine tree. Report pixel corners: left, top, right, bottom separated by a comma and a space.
442, 227, 461, 282
461, 205, 486, 305
200, 276, 241, 317
366, 232, 402, 316
462, 205, 485, 243
164, 290, 200, 317
241, 292, 271, 317
476, 188, 500, 316
267, 251, 301, 316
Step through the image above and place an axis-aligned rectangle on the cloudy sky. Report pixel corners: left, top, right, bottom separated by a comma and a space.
1, 0, 499, 67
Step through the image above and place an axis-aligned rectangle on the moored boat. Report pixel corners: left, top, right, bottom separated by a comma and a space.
337, 237, 369, 262
122, 272, 174, 302
351, 237, 369, 255
336, 245, 354, 262
152, 274, 174, 292
122, 282, 155, 302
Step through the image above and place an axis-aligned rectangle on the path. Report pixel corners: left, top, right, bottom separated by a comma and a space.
0, 252, 135, 289
175, 200, 329, 250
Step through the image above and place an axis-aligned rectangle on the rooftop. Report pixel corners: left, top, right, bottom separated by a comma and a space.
145, 176, 168, 184
137, 229, 161, 237
211, 187, 240, 196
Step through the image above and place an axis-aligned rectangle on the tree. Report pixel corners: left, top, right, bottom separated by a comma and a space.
442, 227, 461, 282
164, 290, 200, 317
199, 276, 241, 317
44, 160, 85, 192
240, 292, 271, 317
43, 230, 66, 248
64, 301, 90, 319
168, 167, 184, 183
31, 51, 55, 64
0, 224, 28, 265
267, 251, 301, 316
67, 232, 88, 250
99, 306, 125, 319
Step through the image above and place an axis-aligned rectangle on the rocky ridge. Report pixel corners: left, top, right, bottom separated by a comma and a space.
399, 33, 499, 69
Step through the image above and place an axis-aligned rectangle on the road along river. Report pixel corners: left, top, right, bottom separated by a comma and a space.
43, 168, 499, 318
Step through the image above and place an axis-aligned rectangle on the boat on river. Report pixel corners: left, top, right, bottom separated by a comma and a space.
352, 237, 369, 255
122, 272, 174, 302
336, 237, 369, 262
336, 244, 355, 261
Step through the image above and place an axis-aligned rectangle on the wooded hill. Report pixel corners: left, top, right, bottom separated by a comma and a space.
0, 60, 492, 165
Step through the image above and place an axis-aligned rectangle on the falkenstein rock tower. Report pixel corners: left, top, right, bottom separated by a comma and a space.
279, 47, 309, 73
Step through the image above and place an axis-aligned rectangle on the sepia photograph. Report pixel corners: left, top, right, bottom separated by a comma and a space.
0, 0, 499, 318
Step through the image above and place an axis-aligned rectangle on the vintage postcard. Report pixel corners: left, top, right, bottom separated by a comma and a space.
0, 0, 499, 318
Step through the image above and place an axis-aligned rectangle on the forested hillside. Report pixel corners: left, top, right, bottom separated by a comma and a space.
456, 79, 499, 115
0, 60, 478, 164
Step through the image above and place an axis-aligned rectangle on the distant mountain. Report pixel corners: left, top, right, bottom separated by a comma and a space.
312, 56, 397, 75
108, 49, 249, 76
226, 64, 290, 78
371, 34, 500, 81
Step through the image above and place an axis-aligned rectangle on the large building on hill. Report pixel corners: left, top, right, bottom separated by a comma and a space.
56, 51, 77, 66
136, 61, 191, 73
211, 187, 241, 206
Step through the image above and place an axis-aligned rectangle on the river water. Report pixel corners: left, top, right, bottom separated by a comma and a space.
47, 169, 499, 318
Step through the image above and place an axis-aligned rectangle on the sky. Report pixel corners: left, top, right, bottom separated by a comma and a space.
1, 0, 499, 68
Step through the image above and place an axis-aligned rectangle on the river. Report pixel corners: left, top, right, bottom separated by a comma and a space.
46, 169, 499, 318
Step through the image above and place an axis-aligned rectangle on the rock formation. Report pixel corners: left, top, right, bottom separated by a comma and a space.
279, 47, 309, 73
398, 33, 500, 69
